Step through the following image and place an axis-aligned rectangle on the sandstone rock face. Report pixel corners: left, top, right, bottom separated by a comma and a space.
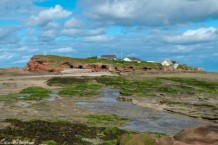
158, 126, 218, 145
27, 60, 63, 72
26, 56, 111, 72
26, 56, 204, 73
28, 61, 108, 72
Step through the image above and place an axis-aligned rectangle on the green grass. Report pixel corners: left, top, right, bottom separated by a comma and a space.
59, 83, 102, 97
47, 77, 102, 97
117, 133, 164, 145
43, 140, 57, 145
47, 77, 91, 86
20, 87, 51, 94
47, 76, 218, 98
96, 76, 162, 97
96, 76, 218, 97
0, 94, 18, 102
19, 87, 51, 100
143, 136, 156, 145
101, 139, 117, 145
85, 115, 128, 127
158, 77, 218, 94
177, 64, 194, 69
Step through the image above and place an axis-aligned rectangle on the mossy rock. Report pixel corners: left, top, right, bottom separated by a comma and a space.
117, 133, 157, 145
0, 119, 130, 145
19, 87, 51, 100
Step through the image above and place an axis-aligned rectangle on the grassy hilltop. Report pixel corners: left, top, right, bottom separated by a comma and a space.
32, 55, 162, 68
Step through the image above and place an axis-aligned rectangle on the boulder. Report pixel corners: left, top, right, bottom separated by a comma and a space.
157, 126, 218, 145
117, 126, 218, 145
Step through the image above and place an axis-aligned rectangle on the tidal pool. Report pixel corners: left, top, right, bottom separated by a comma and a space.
77, 88, 214, 135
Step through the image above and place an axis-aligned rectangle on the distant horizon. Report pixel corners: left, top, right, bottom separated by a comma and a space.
0, 54, 217, 72
0, 0, 218, 72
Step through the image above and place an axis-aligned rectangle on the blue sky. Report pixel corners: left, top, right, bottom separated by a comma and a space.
0, 0, 218, 72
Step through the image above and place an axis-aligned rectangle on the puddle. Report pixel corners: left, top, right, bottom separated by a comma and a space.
20, 103, 30, 108
46, 97, 57, 102
18, 91, 60, 102
77, 88, 215, 135
76, 102, 91, 106
96, 97, 118, 103
96, 88, 119, 103
46, 91, 59, 102
18, 94, 31, 99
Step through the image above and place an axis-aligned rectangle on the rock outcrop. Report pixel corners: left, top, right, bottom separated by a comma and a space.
27, 60, 63, 72
26, 56, 112, 72
118, 126, 218, 145
26, 55, 203, 73
158, 126, 218, 145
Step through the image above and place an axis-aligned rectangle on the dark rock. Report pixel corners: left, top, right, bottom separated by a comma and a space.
117, 96, 133, 102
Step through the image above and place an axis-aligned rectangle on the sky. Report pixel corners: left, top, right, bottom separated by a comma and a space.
0, 0, 218, 72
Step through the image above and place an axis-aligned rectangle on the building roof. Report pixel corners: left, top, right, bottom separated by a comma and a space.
128, 57, 142, 61
101, 55, 117, 58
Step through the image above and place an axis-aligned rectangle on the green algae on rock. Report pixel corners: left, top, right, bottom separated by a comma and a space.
0, 119, 128, 145
19, 87, 51, 100
85, 114, 128, 127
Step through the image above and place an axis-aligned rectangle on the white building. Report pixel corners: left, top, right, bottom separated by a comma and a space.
123, 57, 142, 63
123, 57, 132, 62
161, 59, 173, 66
146, 61, 156, 63
173, 63, 179, 69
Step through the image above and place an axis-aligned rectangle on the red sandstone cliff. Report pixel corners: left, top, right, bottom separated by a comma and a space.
26, 55, 203, 73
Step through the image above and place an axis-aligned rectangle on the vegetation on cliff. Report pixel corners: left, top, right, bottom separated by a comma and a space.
27, 55, 201, 73
31, 55, 162, 67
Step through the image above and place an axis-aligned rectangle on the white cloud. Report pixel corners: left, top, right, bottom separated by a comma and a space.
0, 27, 18, 44
80, 0, 218, 26
0, 53, 15, 60
0, 0, 41, 19
41, 29, 57, 38
13, 56, 31, 64
16, 46, 39, 53
84, 35, 113, 42
164, 27, 218, 44
64, 18, 83, 28
88, 28, 105, 35
52, 47, 75, 53
213, 53, 218, 56
158, 45, 195, 53
28, 5, 72, 26
62, 28, 84, 36
45, 22, 59, 29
